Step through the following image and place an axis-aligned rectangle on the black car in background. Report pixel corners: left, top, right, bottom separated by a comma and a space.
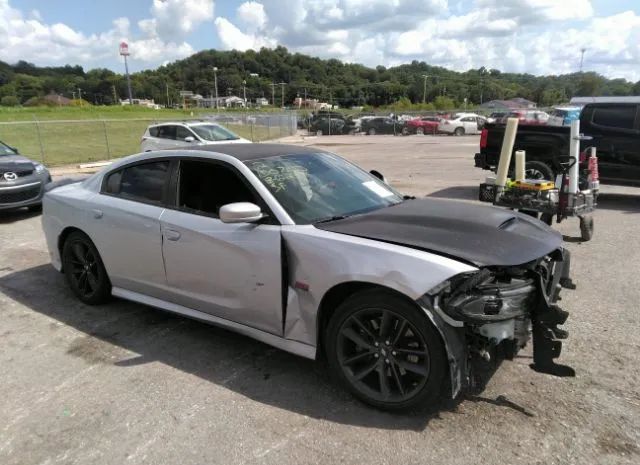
310, 115, 356, 135
475, 102, 640, 186
0, 140, 51, 212
361, 117, 404, 135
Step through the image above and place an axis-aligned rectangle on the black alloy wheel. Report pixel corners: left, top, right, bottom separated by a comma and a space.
326, 290, 446, 410
62, 232, 111, 304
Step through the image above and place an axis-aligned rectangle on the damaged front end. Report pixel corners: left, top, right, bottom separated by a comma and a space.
418, 248, 576, 397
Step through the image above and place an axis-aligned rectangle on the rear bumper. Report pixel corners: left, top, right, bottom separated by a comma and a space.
0, 180, 46, 210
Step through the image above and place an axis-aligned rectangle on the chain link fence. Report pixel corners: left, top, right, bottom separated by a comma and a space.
0, 112, 298, 167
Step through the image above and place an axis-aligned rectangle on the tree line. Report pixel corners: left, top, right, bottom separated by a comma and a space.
1, 46, 638, 109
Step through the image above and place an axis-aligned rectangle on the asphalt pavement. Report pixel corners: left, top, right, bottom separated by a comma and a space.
1, 134, 639, 465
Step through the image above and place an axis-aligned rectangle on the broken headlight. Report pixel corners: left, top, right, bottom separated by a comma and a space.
423, 269, 537, 323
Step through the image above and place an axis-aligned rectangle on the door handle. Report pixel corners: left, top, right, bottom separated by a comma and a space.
165, 229, 181, 241
91, 209, 103, 219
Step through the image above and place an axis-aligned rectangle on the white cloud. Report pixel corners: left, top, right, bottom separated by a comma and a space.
237, 1, 268, 32
214, 16, 275, 51
147, 0, 214, 40
212, 0, 640, 81
0, 0, 206, 69
0, 0, 637, 82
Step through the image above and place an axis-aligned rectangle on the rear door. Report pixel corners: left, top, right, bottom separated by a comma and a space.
88, 159, 171, 297
583, 104, 640, 182
461, 116, 479, 134
159, 158, 283, 336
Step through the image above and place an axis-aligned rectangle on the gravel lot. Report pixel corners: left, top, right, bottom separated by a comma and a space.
1, 134, 639, 465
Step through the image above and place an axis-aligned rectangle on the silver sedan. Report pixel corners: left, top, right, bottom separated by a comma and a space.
42, 144, 574, 410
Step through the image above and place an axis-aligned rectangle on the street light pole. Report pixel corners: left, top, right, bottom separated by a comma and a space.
422, 74, 429, 104
242, 80, 247, 108
279, 82, 286, 108
212, 66, 219, 109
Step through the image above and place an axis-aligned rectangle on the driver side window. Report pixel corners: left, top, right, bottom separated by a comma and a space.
177, 160, 259, 217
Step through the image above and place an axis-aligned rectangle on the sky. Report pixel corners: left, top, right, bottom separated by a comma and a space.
2, 0, 639, 81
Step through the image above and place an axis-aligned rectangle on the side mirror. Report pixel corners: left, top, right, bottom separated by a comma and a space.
219, 202, 263, 223
369, 170, 388, 184
184, 136, 195, 143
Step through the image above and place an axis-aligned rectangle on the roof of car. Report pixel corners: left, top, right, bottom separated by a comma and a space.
150, 120, 222, 127
179, 143, 325, 161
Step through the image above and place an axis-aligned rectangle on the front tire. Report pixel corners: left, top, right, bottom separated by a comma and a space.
416, 127, 425, 135
368, 128, 376, 135
325, 289, 447, 411
454, 127, 465, 136
62, 231, 111, 305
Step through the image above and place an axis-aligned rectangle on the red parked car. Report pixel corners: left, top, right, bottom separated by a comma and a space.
403, 116, 441, 135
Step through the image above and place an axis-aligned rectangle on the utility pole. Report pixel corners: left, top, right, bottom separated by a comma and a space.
212, 66, 219, 109
112, 85, 117, 105
422, 74, 429, 103
270, 83, 276, 106
119, 42, 133, 105
72, 90, 76, 100
77, 88, 83, 106
579, 48, 587, 72
165, 82, 170, 107
278, 82, 286, 108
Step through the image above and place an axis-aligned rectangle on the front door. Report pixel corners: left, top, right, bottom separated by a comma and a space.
160, 159, 283, 336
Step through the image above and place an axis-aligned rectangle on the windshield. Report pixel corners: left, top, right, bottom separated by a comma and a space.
190, 124, 240, 141
246, 152, 403, 224
0, 141, 16, 156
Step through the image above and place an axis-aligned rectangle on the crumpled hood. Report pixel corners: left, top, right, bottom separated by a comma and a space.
0, 154, 36, 171
315, 198, 563, 267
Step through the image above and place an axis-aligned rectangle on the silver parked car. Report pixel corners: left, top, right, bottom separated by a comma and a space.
0, 140, 51, 212
42, 144, 574, 410
141, 121, 250, 152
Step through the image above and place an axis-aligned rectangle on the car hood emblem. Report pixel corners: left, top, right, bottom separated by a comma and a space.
3, 172, 17, 181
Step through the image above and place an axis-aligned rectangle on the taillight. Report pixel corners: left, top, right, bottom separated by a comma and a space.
588, 152, 599, 183
480, 128, 488, 149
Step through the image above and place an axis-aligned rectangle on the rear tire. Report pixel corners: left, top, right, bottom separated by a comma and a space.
325, 289, 447, 411
62, 231, 111, 305
416, 127, 425, 135
454, 127, 465, 136
525, 161, 554, 181
316, 129, 323, 136
368, 128, 376, 136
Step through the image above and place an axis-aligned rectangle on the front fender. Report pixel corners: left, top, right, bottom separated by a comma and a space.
280, 226, 476, 347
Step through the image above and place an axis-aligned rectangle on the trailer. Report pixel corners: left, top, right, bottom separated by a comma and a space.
479, 119, 599, 241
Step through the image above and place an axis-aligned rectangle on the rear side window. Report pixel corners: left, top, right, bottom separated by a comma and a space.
592, 106, 637, 130
155, 125, 176, 140
104, 161, 169, 204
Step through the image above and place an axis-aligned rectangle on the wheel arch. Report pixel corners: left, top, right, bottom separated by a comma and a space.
316, 280, 461, 399
316, 281, 442, 356
57, 226, 89, 272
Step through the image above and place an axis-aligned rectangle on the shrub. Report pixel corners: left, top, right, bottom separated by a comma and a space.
1, 95, 20, 107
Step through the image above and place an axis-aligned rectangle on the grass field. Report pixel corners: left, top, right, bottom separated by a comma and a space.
0, 106, 291, 166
